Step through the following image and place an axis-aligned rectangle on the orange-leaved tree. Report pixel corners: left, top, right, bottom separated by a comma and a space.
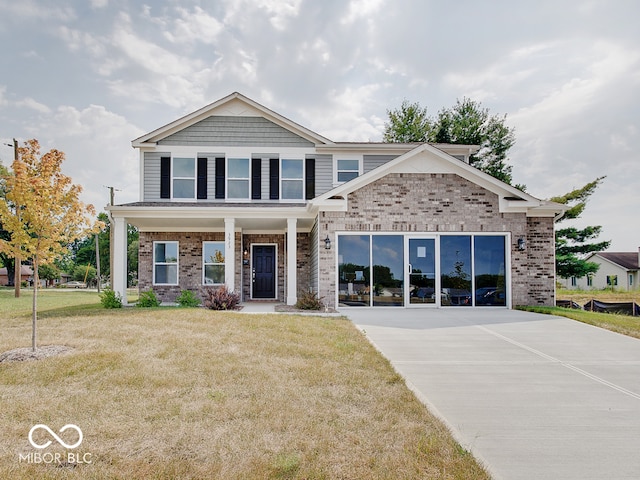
0, 139, 101, 351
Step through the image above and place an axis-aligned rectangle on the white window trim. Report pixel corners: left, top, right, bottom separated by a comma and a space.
226, 157, 251, 201
153, 241, 179, 285
280, 158, 304, 201
202, 241, 226, 285
171, 156, 196, 200
334, 155, 362, 186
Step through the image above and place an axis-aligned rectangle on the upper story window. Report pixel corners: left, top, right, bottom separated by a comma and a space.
281, 159, 304, 200
173, 157, 196, 199
227, 158, 250, 199
154, 241, 178, 285
335, 156, 362, 184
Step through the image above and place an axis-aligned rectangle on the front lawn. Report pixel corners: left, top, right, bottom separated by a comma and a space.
0, 289, 490, 479
519, 305, 640, 340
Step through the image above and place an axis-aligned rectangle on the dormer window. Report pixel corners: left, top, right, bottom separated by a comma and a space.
335, 156, 362, 184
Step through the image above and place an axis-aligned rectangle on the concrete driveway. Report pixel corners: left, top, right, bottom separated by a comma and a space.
344, 308, 640, 480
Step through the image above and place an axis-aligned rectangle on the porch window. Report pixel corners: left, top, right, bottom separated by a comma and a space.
173, 157, 196, 199
336, 158, 361, 183
154, 241, 178, 285
281, 159, 304, 200
203, 242, 225, 285
440, 236, 472, 306
473, 236, 506, 306
227, 158, 250, 199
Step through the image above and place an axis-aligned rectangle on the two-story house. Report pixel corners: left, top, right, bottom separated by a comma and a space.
108, 92, 565, 309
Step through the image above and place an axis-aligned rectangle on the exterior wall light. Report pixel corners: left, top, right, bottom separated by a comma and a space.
324, 236, 332, 250
517, 237, 526, 251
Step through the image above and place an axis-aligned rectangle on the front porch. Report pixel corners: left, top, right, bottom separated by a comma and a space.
108, 203, 317, 306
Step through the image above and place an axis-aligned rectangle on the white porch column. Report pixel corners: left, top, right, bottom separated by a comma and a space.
224, 218, 236, 291
112, 216, 128, 305
287, 217, 297, 306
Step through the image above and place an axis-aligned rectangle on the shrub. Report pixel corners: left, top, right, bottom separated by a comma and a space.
100, 288, 122, 309
137, 289, 161, 308
295, 290, 324, 310
202, 285, 241, 311
176, 289, 201, 308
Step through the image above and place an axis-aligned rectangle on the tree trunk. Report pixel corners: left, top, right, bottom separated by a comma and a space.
15, 254, 21, 298
32, 255, 38, 352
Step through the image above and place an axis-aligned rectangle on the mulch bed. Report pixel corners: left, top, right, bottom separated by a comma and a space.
0, 345, 74, 363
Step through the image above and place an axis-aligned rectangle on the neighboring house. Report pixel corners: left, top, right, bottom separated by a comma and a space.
0, 265, 33, 286
108, 92, 565, 308
563, 249, 640, 291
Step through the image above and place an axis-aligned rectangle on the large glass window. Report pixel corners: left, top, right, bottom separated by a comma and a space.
440, 236, 472, 306
227, 158, 250, 199
337, 159, 360, 183
154, 241, 178, 285
203, 242, 225, 285
173, 157, 195, 199
474, 236, 506, 306
372, 236, 404, 306
338, 235, 370, 306
281, 159, 304, 199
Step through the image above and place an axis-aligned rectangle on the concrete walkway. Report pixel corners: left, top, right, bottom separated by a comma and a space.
344, 308, 640, 480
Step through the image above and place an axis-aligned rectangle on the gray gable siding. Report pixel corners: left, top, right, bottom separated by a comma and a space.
364, 154, 398, 174
157, 116, 315, 147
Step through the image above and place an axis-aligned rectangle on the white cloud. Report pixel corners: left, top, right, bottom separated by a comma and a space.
15, 97, 51, 114
0, 0, 76, 21
164, 6, 224, 45
25, 104, 143, 208
342, 0, 385, 25
224, 0, 303, 31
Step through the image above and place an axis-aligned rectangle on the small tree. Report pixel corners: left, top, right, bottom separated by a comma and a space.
551, 177, 610, 279
0, 139, 100, 351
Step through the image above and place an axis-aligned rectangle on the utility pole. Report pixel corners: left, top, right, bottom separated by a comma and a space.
11, 139, 20, 298
95, 232, 101, 293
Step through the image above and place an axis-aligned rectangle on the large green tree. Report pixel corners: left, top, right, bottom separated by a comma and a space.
383, 100, 432, 143
383, 98, 518, 187
550, 177, 610, 279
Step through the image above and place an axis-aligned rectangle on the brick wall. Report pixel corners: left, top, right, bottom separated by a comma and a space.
139, 231, 241, 303
317, 173, 556, 308
139, 231, 311, 304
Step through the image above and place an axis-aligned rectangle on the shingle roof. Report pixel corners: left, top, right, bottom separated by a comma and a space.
597, 252, 639, 270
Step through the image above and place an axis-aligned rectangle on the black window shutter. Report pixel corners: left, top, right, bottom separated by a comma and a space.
197, 157, 207, 199
269, 158, 279, 200
305, 158, 315, 200
251, 158, 261, 199
215, 157, 225, 199
160, 156, 170, 199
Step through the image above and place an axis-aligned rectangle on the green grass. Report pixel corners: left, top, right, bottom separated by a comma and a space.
0, 288, 490, 479
519, 305, 640, 339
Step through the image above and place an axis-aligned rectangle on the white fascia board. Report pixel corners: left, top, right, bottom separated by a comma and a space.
107, 204, 313, 220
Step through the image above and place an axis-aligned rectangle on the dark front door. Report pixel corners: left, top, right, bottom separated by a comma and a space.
253, 245, 276, 299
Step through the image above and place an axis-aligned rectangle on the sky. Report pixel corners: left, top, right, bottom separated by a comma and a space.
0, 0, 638, 252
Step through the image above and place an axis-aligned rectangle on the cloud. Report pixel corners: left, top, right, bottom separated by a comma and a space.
163, 6, 224, 45
15, 97, 51, 114
23, 103, 144, 209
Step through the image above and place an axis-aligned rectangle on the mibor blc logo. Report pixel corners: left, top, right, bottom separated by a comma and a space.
19, 424, 92, 465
